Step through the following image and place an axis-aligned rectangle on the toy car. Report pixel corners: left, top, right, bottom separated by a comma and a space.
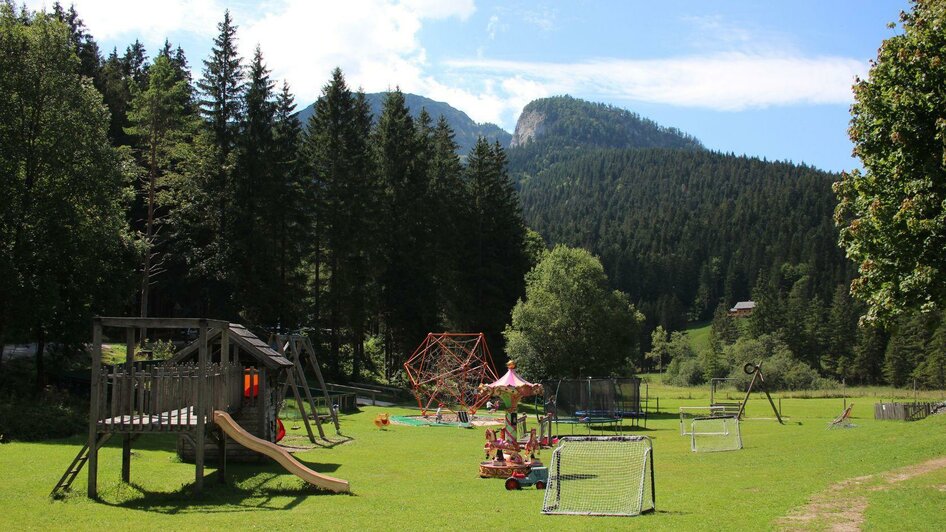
504, 466, 548, 490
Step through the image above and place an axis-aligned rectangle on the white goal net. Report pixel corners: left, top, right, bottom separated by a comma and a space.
541, 436, 655, 517
679, 406, 730, 435
690, 415, 742, 452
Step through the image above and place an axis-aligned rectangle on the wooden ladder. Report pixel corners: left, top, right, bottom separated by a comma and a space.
50, 434, 111, 497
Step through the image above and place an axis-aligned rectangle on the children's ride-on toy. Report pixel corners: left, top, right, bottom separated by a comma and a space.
504, 466, 548, 490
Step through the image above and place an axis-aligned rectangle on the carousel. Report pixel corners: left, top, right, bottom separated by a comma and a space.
477, 361, 543, 478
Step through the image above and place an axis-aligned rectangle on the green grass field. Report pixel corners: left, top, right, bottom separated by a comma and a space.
1, 381, 944, 531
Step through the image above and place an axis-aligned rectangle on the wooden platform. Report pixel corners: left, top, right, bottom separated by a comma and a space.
97, 407, 199, 431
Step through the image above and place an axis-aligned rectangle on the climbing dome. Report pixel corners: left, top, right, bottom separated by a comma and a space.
403, 333, 499, 414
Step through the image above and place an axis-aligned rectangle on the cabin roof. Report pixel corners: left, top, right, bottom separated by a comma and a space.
729, 301, 756, 312
169, 323, 292, 370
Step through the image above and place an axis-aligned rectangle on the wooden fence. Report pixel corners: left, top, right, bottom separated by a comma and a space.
95, 362, 242, 432
874, 402, 937, 421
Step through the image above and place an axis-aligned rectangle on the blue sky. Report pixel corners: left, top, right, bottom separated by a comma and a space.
30, 0, 910, 172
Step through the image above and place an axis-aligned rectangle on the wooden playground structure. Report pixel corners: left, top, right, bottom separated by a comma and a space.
52, 317, 350, 498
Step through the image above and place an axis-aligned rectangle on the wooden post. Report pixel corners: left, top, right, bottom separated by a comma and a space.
221, 325, 230, 410
291, 339, 325, 439
217, 428, 227, 484
88, 319, 103, 498
304, 337, 340, 433
286, 370, 315, 442
260, 368, 271, 440
195, 320, 207, 493
122, 327, 135, 483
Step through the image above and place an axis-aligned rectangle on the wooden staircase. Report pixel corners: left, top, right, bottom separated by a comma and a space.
50, 434, 111, 497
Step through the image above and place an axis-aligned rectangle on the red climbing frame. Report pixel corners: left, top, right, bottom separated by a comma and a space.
404, 333, 500, 415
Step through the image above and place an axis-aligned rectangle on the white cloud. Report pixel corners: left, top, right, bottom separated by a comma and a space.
446, 53, 867, 113
487, 15, 499, 40
239, 0, 475, 105
24, 0, 224, 42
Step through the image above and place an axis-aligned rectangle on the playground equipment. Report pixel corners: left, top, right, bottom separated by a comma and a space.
214, 411, 348, 492
541, 377, 647, 435
272, 332, 340, 441
504, 466, 548, 490
829, 403, 855, 429
477, 361, 543, 478
679, 406, 730, 436
404, 332, 499, 415
738, 362, 784, 424
690, 415, 742, 452
374, 413, 390, 429
52, 317, 350, 498
541, 436, 655, 517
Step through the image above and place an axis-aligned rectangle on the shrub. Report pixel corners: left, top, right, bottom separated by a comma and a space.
665, 357, 704, 386
0, 389, 86, 441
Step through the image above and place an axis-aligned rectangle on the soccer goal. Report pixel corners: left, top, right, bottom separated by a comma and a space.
541, 436, 655, 517
679, 406, 729, 435
690, 415, 742, 452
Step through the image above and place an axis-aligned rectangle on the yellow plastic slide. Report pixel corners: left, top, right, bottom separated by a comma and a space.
213, 410, 350, 493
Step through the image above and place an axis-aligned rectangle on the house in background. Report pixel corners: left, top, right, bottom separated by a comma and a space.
728, 300, 756, 318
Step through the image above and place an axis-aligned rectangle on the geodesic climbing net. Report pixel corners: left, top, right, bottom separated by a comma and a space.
403, 333, 499, 415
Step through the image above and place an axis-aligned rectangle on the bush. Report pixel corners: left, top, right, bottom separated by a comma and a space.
665, 357, 704, 386
0, 389, 86, 442
724, 335, 839, 391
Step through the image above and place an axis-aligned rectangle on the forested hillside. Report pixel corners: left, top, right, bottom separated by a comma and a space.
297, 92, 511, 155
508, 97, 854, 333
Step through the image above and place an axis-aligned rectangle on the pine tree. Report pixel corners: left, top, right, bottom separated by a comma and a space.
852, 323, 888, 385
197, 11, 242, 157
194, 10, 244, 316
822, 284, 858, 379
270, 82, 306, 328
304, 68, 375, 379
918, 317, 946, 389
883, 313, 929, 387
375, 89, 438, 370
460, 138, 529, 359
122, 40, 149, 90
710, 300, 739, 350
232, 46, 276, 325
125, 55, 194, 319
428, 114, 466, 324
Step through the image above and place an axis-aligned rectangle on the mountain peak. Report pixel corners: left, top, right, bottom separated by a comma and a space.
510, 95, 702, 151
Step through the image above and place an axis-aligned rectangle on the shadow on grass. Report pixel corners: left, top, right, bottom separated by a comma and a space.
95, 462, 353, 514
307, 434, 354, 449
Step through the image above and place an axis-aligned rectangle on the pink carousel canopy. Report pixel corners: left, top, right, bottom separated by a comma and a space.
479, 361, 543, 404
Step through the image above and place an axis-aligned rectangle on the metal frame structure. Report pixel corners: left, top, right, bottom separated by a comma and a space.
403, 332, 499, 415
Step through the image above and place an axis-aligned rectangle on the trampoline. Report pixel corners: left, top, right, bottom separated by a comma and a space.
539, 377, 647, 436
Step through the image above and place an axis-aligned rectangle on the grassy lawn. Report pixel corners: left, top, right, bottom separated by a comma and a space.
685, 320, 712, 352
1, 381, 944, 530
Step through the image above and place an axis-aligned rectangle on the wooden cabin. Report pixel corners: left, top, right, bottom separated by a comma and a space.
169, 323, 293, 462
728, 300, 756, 318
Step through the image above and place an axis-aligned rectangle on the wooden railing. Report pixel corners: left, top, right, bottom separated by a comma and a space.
95, 362, 243, 432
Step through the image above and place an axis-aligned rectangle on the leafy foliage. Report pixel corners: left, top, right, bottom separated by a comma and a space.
0, 6, 136, 387
504, 245, 644, 379
835, 0, 946, 321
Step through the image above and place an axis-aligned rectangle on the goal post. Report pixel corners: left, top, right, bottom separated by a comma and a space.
690, 415, 742, 452
542, 436, 655, 517
679, 406, 729, 435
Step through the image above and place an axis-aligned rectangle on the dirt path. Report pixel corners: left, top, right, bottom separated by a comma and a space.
776, 456, 946, 531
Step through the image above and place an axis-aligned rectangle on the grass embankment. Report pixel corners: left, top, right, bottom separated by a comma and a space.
1, 381, 944, 530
